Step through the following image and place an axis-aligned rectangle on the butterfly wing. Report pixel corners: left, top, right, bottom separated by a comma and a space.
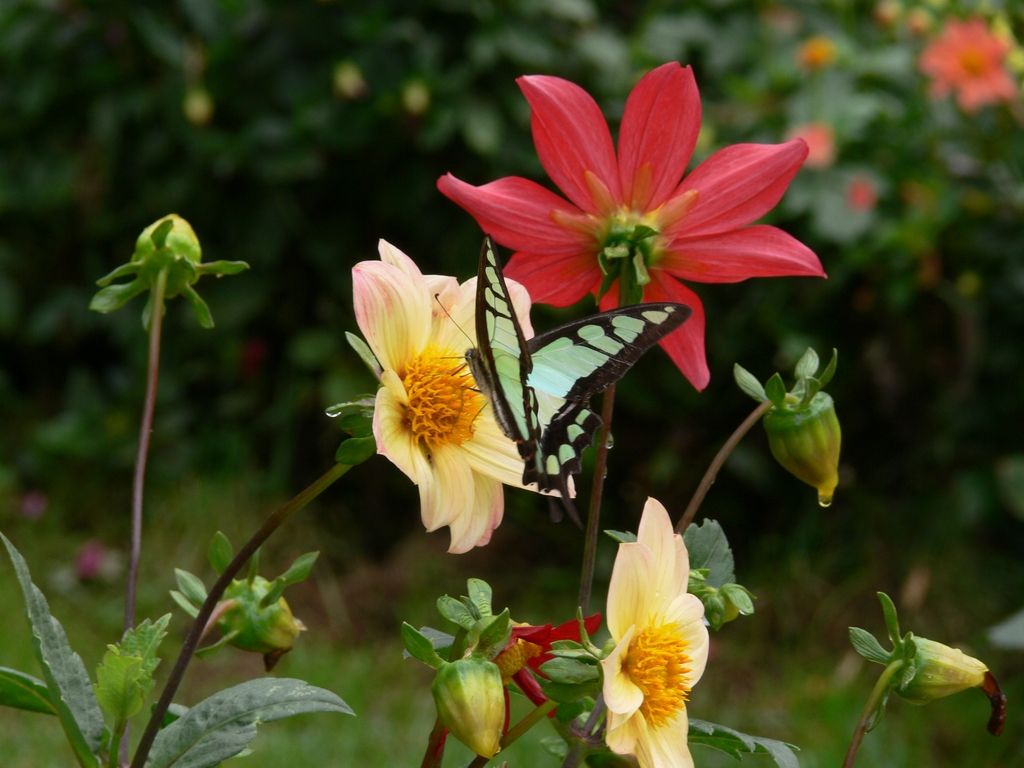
524, 303, 691, 494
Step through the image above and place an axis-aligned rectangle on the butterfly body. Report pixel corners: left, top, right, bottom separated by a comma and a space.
466, 238, 691, 518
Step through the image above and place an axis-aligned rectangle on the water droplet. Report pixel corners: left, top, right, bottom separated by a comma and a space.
605, 433, 615, 450
817, 492, 833, 508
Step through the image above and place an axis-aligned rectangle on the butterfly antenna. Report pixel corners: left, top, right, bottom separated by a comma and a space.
433, 293, 475, 348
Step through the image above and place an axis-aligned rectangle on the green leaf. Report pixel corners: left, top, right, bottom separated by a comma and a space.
539, 657, 599, 685
95, 648, 147, 724
794, 348, 819, 380
604, 529, 636, 544
95, 261, 139, 287
733, 364, 767, 402
436, 596, 475, 631
89, 279, 147, 313
476, 609, 511, 659
174, 569, 208, 606
2, 534, 105, 765
818, 348, 838, 389
208, 532, 234, 575
721, 583, 756, 615
345, 332, 383, 379
150, 218, 174, 249
335, 436, 376, 466
682, 519, 735, 587
145, 678, 353, 768
416, 626, 455, 654
689, 719, 799, 768
877, 592, 901, 647
849, 627, 890, 665
401, 623, 445, 669
764, 373, 787, 407
0, 666, 56, 715
324, 396, 375, 420
466, 578, 493, 617
196, 260, 249, 276
181, 284, 214, 329
276, 551, 319, 587
169, 591, 199, 619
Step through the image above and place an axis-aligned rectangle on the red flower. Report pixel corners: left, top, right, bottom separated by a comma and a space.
919, 18, 1017, 113
497, 614, 601, 707
438, 62, 824, 390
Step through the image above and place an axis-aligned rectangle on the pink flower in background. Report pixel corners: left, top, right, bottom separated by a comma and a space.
919, 18, 1017, 113
75, 539, 109, 581
438, 62, 823, 390
19, 490, 48, 520
847, 175, 879, 212
787, 122, 836, 169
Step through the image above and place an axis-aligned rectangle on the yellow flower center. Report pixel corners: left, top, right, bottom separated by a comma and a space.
402, 352, 481, 447
622, 624, 691, 729
495, 639, 543, 681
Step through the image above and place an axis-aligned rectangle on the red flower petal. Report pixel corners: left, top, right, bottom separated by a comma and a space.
669, 140, 808, 238
602, 273, 709, 390
618, 63, 701, 211
660, 225, 825, 284
517, 74, 622, 214
437, 174, 593, 254
505, 250, 601, 308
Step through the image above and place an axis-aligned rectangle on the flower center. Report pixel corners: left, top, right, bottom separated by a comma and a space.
402, 352, 481, 447
959, 48, 988, 77
622, 623, 691, 729
495, 639, 543, 681
596, 210, 663, 304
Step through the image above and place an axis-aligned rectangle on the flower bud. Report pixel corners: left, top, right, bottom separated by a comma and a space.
134, 214, 202, 267
218, 576, 306, 670
431, 658, 505, 758
764, 391, 841, 507
896, 637, 988, 705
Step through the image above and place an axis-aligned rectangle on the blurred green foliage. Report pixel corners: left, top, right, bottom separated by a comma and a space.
2, 0, 1023, 722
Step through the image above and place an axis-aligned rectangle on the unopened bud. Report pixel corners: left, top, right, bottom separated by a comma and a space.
432, 658, 505, 758
764, 391, 841, 507
218, 576, 306, 669
897, 637, 988, 705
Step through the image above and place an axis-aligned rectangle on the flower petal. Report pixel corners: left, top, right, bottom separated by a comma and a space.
505, 250, 602, 307
601, 627, 644, 716
446, 466, 504, 553
618, 63, 701, 211
644, 274, 710, 391
665, 593, 710, 691
437, 174, 594, 254
518, 74, 622, 213
606, 542, 658, 640
634, 708, 694, 768
352, 259, 432, 372
461, 411, 528, 488
660, 225, 825, 284
373, 376, 431, 484
605, 710, 641, 757
669, 140, 808, 237
636, 498, 689, 603
418, 445, 474, 536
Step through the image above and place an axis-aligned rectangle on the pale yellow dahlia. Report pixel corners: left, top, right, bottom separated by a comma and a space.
601, 498, 709, 768
352, 240, 531, 553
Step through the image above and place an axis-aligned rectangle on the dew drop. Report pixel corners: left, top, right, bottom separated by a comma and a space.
817, 492, 833, 508
605, 433, 615, 450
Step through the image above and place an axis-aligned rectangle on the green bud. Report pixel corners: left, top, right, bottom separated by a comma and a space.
218, 576, 306, 670
764, 390, 841, 507
896, 637, 989, 705
431, 658, 505, 758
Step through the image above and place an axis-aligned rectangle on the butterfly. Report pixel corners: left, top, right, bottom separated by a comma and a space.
465, 237, 692, 522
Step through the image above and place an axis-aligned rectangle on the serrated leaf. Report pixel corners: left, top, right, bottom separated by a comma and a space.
121, 615, 171, 673
401, 623, 445, 668
175, 569, 208, 605
0, 666, 56, 715
345, 332, 383, 379
335, 436, 376, 466
682, 520, 735, 587
145, 678, 352, 768
764, 373, 787, 407
794, 348, 819, 380
2, 534, 105, 764
170, 591, 199, 618
436, 596, 475, 631
849, 627, 890, 664
689, 719, 799, 768
95, 649, 148, 723
466, 579, 493, 617
604, 529, 637, 544
818, 348, 838, 388
733, 364, 767, 402
208, 532, 233, 575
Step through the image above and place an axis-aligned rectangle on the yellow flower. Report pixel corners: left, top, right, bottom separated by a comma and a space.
601, 498, 709, 768
352, 240, 531, 553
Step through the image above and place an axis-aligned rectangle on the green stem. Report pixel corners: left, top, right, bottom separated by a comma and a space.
559, 696, 605, 768
842, 660, 904, 768
577, 384, 616, 613
124, 268, 168, 632
466, 700, 557, 768
130, 462, 351, 768
675, 400, 771, 534
107, 722, 125, 768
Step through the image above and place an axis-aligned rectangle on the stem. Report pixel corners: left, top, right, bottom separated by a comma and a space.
465, 701, 557, 768
124, 268, 168, 632
560, 695, 605, 768
842, 660, 904, 768
130, 462, 351, 768
577, 384, 616, 613
675, 400, 771, 534
420, 718, 447, 768
107, 723, 124, 768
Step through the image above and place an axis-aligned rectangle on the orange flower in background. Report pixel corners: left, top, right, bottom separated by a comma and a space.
919, 17, 1017, 112
797, 36, 837, 70
847, 175, 879, 213
787, 122, 836, 169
